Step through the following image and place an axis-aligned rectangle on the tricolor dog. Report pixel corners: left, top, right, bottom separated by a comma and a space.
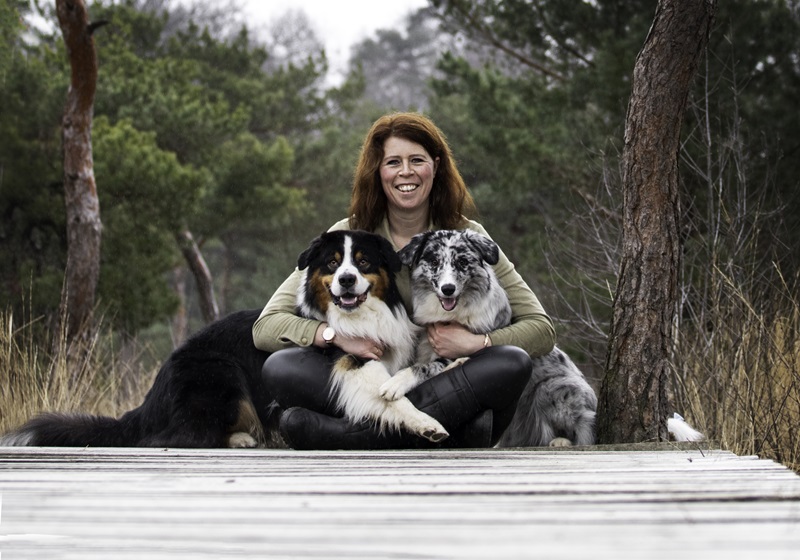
295, 230, 448, 442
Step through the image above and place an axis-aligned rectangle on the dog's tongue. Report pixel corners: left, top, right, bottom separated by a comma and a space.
340, 295, 359, 307
440, 297, 457, 311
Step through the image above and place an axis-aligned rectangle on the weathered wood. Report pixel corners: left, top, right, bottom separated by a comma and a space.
1, 446, 798, 559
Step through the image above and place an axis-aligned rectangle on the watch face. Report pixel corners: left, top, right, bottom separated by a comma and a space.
323, 327, 335, 343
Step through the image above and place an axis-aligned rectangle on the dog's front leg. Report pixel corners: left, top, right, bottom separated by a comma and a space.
332, 357, 448, 442
380, 359, 460, 401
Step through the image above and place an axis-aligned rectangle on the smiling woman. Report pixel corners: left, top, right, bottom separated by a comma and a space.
380, 137, 439, 220
252, 111, 556, 450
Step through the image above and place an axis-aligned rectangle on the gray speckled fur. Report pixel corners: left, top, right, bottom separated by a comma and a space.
398, 229, 597, 447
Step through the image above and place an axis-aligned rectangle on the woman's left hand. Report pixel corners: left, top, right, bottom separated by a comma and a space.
426, 322, 488, 359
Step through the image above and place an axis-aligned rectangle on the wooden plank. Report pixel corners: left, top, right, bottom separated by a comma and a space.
1, 446, 799, 559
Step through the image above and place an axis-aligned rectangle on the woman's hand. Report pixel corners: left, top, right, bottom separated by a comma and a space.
426, 322, 489, 360
336, 334, 385, 361
315, 323, 384, 361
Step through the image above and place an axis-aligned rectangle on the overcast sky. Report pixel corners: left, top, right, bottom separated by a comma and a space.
241, 0, 429, 75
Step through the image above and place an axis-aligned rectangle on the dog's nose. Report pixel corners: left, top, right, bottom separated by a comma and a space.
441, 284, 456, 296
338, 273, 356, 289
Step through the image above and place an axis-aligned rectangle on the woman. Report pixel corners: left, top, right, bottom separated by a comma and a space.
253, 112, 556, 449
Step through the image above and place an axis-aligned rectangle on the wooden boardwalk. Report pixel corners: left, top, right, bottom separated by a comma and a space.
1, 445, 799, 559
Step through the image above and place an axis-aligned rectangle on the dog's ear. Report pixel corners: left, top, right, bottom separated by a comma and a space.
465, 230, 500, 265
398, 231, 432, 267
297, 232, 328, 270
375, 234, 403, 273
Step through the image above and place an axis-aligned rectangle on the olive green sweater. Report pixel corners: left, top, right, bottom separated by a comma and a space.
252, 217, 556, 358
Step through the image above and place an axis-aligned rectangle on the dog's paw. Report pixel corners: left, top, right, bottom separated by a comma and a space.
227, 432, 258, 448
422, 427, 449, 443
380, 369, 416, 401
548, 437, 573, 448
406, 413, 449, 443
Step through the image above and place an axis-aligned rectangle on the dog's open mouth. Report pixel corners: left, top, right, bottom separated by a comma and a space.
439, 297, 458, 312
333, 291, 369, 310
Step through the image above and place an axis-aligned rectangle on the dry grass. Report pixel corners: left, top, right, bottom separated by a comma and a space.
673, 268, 800, 472
0, 308, 156, 436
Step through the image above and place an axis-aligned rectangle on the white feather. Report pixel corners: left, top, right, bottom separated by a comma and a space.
667, 413, 704, 442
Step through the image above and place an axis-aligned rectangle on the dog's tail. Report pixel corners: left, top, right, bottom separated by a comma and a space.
0, 411, 139, 447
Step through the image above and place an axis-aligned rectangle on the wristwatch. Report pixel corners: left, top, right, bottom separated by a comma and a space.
322, 326, 336, 345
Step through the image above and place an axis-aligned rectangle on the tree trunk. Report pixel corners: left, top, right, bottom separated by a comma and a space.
56, 0, 105, 342
170, 265, 189, 346
597, 0, 717, 443
175, 229, 220, 324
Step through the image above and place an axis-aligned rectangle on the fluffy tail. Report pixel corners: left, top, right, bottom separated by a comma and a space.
0, 412, 138, 447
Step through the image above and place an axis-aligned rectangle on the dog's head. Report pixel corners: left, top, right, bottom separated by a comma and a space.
398, 229, 500, 313
297, 230, 402, 318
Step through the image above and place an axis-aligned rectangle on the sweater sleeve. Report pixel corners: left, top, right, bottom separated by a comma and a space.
252, 268, 322, 352
466, 221, 556, 357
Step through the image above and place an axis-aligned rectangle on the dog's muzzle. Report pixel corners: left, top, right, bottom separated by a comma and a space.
439, 283, 458, 311
332, 273, 369, 310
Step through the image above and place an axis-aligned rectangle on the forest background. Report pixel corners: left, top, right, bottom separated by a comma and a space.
2, 0, 799, 468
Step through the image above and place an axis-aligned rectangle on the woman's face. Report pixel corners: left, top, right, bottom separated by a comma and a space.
379, 136, 439, 214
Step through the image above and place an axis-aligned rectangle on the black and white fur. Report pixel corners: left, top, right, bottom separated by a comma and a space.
0, 231, 449, 449
382, 229, 598, 447
296, 230, 448, 443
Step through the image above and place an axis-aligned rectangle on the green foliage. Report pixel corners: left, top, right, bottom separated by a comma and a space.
1, 0, 332, 333
0, 10, 68, 316
4, 0, 799, 355
92, 116, 214, 331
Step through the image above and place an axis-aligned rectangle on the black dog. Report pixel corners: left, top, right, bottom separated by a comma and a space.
1, 309, 276, 448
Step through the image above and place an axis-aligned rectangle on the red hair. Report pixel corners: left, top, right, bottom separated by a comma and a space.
348, 112, 476, 231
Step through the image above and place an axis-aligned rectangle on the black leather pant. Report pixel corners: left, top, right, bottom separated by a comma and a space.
261, 345, 532, 445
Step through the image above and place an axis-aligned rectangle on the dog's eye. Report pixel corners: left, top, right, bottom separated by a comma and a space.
456, 257, 470, 270
358, 258, 370, 269
328, 259, 340, 271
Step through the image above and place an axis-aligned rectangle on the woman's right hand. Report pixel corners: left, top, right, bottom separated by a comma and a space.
337, 334, 385, 361
315, 324, 384, 361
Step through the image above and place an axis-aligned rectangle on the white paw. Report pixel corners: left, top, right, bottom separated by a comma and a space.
380, 368, 415, 401
548, 437, 573, 448
417, 418, 449, 443
422, 426, 449, 443
228, 432, 258, 448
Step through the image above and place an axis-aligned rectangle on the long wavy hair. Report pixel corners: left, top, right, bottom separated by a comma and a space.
348, 112, 477, 232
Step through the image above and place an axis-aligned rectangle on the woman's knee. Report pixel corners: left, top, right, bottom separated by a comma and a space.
503, 345, 533, 383
474, 345, 532, 382
261, 347, 333, 410
461, 345, 532, 406
261, 347, 307, 387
